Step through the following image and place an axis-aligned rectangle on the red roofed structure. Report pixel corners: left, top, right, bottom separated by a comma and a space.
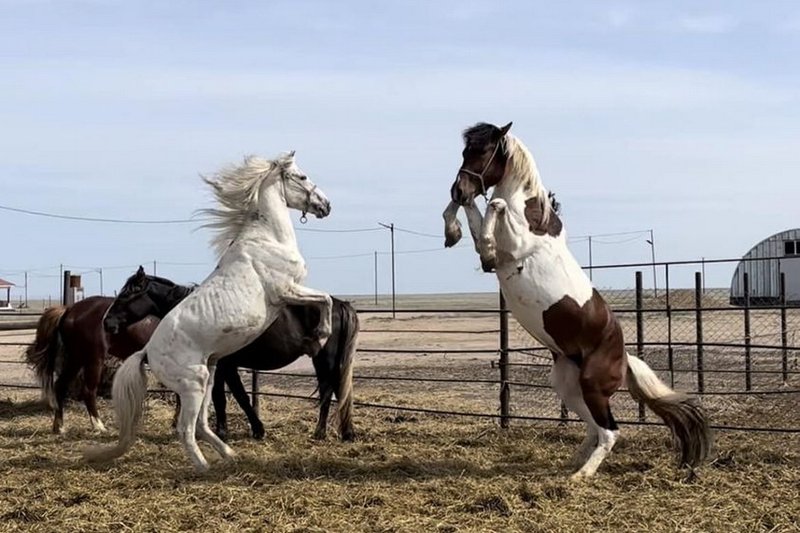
0, 278, 14, 309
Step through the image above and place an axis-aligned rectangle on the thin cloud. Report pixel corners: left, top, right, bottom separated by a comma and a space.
677, 15, 739, 34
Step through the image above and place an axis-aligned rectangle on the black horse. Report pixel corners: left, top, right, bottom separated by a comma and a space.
103, 267, 358, 441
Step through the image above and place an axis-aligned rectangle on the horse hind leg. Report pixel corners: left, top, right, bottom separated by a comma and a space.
172, 366, 214, 472
194, 365, 236, 461
51, 357, 81, 434
82, 355, 107, 432
551, 356, 617, 479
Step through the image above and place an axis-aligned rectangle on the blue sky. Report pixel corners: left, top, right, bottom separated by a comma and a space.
1, 1, 799, 300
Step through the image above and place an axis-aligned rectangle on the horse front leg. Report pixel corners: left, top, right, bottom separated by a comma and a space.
478, 199, 506, 272
443, 200, 485, 254
281, 285, 332, 355
442, 200, 463, 247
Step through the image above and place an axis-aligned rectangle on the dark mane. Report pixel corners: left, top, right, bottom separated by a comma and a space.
145, 274, 178, 287
462, 122, 500, 146
548, 191, 561, 216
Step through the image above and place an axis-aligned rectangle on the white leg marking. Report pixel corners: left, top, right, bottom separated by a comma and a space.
90, 416, 107, 433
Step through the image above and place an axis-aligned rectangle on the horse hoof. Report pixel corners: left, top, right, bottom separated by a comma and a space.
480, 258, 496, 273
444, 225, 462, 248
341, 432, 355, 443
312, 430, 326, 441
252, 426, 265, 440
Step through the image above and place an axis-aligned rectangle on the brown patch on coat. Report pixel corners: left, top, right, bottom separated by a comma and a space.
542, 290, 625, 429
524, 197, 562, 237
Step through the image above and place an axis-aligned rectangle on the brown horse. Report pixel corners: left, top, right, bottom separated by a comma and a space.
25, 296, 158, 433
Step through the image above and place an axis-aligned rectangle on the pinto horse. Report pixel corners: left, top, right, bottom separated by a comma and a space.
24, 296, 159, 433
85, 152, 333, 471
443, 122, 712, 478
104, 266, 358, 442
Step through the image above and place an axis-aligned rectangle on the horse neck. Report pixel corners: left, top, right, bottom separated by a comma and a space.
243, 179, 299, 249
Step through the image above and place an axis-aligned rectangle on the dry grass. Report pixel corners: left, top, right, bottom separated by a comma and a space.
1, 390, 799, 533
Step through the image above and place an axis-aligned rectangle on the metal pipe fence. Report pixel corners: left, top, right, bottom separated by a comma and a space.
1, 256, 799, 433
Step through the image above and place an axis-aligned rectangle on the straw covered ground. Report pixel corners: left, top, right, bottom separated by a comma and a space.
1, 391, 799, 533
1, 293, 799, 532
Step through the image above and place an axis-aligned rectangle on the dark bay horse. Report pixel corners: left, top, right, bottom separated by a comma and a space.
24, 296, 160, 433
103, 267, 358, 442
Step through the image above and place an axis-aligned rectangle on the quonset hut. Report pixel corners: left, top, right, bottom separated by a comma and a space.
730, 228, 800, 306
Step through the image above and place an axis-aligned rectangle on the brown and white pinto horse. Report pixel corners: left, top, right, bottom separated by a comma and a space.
443, 122, 712, 478
25, 297, 158, 433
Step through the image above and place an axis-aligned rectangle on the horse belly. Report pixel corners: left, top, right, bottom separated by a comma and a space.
497, 253, 593, 354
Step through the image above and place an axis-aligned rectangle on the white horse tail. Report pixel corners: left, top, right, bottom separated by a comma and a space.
626, 354, 712, 468
335, 301, 359, 440
84, 349, 148, 463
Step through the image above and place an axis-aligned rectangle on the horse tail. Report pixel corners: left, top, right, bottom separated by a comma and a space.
334, 301, 359, 439
626, 354, 712, 468
83, 349, 148, 463
24, 306, 68, 409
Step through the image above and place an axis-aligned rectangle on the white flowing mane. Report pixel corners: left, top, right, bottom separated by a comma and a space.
197, 155, 286, 258
504, 134, 552, 223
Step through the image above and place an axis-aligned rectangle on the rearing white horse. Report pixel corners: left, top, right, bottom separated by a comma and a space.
443, 122, 711, 479
85, 152, 332, 471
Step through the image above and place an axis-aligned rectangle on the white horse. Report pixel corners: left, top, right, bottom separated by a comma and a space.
443, 122, 711, 479
85, 151, 333, 471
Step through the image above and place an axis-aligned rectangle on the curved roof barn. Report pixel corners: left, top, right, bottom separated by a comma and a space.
730, 228, 800, 306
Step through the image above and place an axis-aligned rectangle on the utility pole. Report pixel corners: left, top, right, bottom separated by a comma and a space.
153, 260, 157, 276
373, 251, 378, 306
588, 236, 593, 281
646, 229, 657, 298
24, 271, 28, 308
378, 222, 396, 318
98, 267, 104, 296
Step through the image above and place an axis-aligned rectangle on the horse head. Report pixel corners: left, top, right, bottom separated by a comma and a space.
452, 122, 513, 205
103, 267, 190, 334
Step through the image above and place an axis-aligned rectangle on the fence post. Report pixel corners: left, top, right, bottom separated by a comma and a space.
780, 272, 788, 384
743, 272, 752, 391
665, 263, 675, 388
635, 271, 645, 422
251, 369, 260, 410
499, 290, 510, 429
695, 272, 704, 393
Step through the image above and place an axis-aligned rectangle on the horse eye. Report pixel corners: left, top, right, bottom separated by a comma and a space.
299, 174, 307, 181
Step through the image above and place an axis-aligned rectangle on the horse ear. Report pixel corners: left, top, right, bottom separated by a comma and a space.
499, 122, 513, 136
136, 265, 145, 277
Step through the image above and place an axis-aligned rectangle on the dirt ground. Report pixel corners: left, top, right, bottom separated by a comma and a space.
0, 293, 799, 532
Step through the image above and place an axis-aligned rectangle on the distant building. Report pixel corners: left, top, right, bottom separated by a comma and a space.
0, 278, 14, 309
730, 228, 800, 306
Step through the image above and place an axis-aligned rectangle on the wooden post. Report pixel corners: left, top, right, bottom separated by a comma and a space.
695, 272, 704, 393
499, 290, 510, 429
781, 272, 788, 384
743, 272, 752, 391
635, 271, 645, 421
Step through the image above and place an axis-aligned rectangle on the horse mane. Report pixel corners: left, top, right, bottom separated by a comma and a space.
504, 134, 553, 225
196, 154, 289, 259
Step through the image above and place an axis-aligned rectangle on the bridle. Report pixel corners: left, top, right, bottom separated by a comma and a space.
281, 171, 316, 224
457, 137, 504, 200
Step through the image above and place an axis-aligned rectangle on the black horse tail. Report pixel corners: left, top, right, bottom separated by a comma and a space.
334, 300, 359, 440
25, 306, 68, 409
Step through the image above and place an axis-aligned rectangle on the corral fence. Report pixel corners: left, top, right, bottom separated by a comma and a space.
1, 256, 799, 434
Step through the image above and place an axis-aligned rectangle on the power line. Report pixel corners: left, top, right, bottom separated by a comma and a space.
0, 204, 197, 224
0, 203, 382, 233
393, 226, 442, 239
